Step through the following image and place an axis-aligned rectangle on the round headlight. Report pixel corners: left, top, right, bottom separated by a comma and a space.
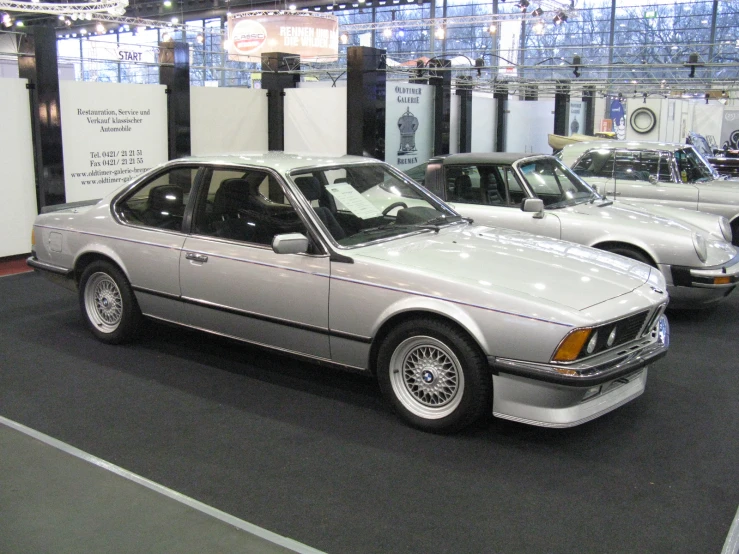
692, 232, 708, 263
719, 217, 733, 243
607, 327, 617, 347
586, 331, 599, 355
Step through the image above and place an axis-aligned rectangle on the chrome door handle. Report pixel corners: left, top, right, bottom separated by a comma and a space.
185, 252, 208, 263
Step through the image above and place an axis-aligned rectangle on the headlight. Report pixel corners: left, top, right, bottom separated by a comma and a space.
692, 232, 708, 263
719, 217, 732, 242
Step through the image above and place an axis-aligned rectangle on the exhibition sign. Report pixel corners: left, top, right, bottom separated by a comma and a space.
568, 100, 584, 136
384, 82, 434, 168
60, 81, 168, 202
227, 11, 338, 62
0, 78, 37, 257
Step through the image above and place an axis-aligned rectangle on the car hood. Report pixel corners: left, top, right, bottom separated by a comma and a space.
354, 224, 653, 311
559, 201, 697, 233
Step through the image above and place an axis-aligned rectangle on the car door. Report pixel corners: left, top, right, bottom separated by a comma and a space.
179, 165, 331, 359
446, 164, 561, 238
112, 164, 198, 323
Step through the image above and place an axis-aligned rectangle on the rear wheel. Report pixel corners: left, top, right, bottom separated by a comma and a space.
377, 318, 492, 433
79, 261, 142, 344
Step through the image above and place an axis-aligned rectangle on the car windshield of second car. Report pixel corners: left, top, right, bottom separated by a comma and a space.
675, 147, 717, 182
518, 158, 598, 208
290, 163, 460, 247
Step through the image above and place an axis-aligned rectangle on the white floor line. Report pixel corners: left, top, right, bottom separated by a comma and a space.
0, 415, 325, 554
723, 505, 739, 554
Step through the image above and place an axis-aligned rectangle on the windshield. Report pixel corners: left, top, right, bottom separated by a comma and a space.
516, 158, 599, 208
675, 147, 717, 182
290, 163, 460, 247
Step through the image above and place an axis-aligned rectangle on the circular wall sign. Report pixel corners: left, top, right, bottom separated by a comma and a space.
630, 107, 657, 134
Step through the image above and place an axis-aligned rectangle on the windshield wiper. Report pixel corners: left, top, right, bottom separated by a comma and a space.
597, 199, 613, 207
416, 215, 472, 232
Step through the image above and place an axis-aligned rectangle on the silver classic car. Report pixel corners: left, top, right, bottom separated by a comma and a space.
406, 153, 739, 308
558, 140, 739, 242
28, 153, 669, 432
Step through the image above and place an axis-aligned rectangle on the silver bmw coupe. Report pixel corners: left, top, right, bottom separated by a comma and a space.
28, 153, 669, 432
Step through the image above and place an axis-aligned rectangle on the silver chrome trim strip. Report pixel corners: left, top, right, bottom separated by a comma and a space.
0, 416, 326, 554
26, 257, 73, 276
722, 504, 739, 554
35, 224, 184, 252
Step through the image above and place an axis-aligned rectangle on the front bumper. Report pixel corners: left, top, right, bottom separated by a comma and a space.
666, 253, 739, 307
488, 315, 669, 428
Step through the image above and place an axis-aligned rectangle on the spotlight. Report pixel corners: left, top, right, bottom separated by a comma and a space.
289, 3, 297, 9
572, 54, 581, 77
475, 57, 484, 77
16, 20, 24, 27
340, 32, 349, 44
488, 23, 497, 34
517, 0, 529, 11
196, 33, 204, 44
531, 7, 543, 16
553, 11, 568, 24
96, 22, 105, 33
163, 0, 172, 6
684, 52, 704, 78
1, 12, 12, 27
435, 26, 445, 39
383, 27, 392, 37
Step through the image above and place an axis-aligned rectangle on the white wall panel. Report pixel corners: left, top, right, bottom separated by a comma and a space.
0, 78, 37, 257
449, 93, 460, 154
690, 102, 724, 145
506, 99, 555, 154
471, 93, 495, 152
60, 81, 168, 202
191, 86, 268, 155
284, 87, 347, 155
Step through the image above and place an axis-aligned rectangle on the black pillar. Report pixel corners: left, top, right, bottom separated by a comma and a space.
553, 80, 571, 137
494, 85, 508, 153
18, 27, 65, 209
583, 86, 596, 136
261, 52, 300, 152
346, 46, 386, 159
429, 58, 452, 156
159, 41, 191, 160
456, 78, 473, 153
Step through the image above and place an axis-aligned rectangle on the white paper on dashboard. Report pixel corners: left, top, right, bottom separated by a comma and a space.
325, 183, 383, 219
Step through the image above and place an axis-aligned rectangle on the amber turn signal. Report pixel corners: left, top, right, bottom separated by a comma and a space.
714, 276, 731, 285
552, 328, 592, 362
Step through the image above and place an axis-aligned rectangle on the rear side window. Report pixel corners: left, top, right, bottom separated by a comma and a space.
571, 149, 614, 179
115, 166, 198, 231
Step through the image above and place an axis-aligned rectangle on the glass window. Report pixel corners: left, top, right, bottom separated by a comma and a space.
498, 166, 526, 207
115, 166, 197, 230
291, 163, 455, 247
572, 149, 615, 179
674, 148, 716, 183
445, 165, 484, 204
192, 168, 305, 245
518, 158, 595, 208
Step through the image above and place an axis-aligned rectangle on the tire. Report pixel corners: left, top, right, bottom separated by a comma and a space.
377, 318, 492, 433
601, 245, 655, 268
78, 260, 142, 344
731, 219, 739, 247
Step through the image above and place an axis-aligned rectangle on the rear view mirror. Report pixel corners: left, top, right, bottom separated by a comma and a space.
272, 233, 309, 255
521, 198, 545, 214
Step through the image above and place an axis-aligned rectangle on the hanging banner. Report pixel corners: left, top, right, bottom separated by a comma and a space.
385, 82, 434, 169
227, 11, 338, 62
610, 97, 627, 140
60, 81, 168, 202
720, 108, 739, 150
568, 100, 584, 136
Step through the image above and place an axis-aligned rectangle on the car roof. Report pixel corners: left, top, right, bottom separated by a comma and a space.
563, 140, 687, 154
176, 151, 376, 174
433, 152, 537, 165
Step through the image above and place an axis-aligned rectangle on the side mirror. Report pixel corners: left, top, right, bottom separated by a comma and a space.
648, 174, 659, 185
272, 233, 309, 255
521, 198, 545, 217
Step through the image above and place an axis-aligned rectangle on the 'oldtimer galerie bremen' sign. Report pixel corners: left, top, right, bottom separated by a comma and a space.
385, 82, 434, 168
227, 11, 338, 62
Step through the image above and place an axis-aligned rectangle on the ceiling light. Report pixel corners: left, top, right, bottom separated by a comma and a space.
383, 27, 392, 37
289, 3, 296, 9
517, 0, 529, 11
531, 7, 543, 17
340, 32, 349, 44
488, 23, 497, 34
553, 11, 567, 24
163, 0, 172, 6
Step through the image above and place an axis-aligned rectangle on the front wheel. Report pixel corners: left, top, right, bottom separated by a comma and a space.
79, 260, 142, 344
377, 319, 492, 433
600, 245, 655, 267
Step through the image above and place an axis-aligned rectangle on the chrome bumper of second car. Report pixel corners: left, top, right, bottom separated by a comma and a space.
668, 252, 739, 289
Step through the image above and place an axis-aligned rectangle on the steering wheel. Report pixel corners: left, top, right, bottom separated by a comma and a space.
382, 201, 408, 216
